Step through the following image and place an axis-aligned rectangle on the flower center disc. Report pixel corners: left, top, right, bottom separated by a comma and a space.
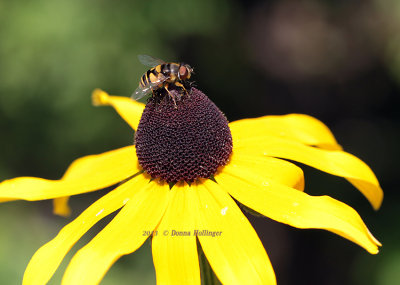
135, 88, 233, 183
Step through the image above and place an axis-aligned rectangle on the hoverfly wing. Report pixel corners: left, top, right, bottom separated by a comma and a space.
131, 85, 151, 100
131, 75, 167, 101
138, 55, 165, 67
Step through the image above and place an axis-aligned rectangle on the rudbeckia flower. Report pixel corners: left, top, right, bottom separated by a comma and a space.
0, 88, 382, 285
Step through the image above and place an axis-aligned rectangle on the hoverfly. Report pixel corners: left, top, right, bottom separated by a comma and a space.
132, 55, 193, 102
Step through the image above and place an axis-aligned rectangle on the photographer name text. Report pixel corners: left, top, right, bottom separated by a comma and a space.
143, 230, 223, 237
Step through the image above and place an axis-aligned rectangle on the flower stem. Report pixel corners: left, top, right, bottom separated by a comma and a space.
198, 243, 220, 285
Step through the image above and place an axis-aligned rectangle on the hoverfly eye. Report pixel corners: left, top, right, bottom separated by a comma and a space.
179, 66, 189, 79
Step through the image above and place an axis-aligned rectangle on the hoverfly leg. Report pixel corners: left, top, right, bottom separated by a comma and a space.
164, 83, 177, 109
175, 82, 190, 98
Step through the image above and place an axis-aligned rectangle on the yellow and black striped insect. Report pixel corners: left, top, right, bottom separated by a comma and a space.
132, 55, 193, 101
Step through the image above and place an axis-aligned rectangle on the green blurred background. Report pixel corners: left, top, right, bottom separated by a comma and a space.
0, 0, 399, 284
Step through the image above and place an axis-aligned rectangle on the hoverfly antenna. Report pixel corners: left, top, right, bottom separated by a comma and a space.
184, 63, 194, 74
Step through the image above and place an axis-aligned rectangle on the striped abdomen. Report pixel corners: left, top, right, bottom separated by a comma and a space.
139, 63, 180, 89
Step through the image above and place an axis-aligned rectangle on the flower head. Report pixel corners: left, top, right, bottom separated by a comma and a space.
135, 88, 232, 183
0, 88, 382, 285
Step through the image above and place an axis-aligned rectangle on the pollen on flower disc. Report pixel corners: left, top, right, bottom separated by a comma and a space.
135, 88, 232, 183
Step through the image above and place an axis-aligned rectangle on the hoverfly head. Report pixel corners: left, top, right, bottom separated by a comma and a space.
179, 64, 193, 80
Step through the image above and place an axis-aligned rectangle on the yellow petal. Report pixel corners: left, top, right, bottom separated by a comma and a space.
92, 89, 145, 130
62, 179, 170, 285
217, 167, 381, 254
152, 183, 200, 285
0, 146, 139, 201
234, 135, 383, 210
230, 114, 341, 150
229, 149, 305, 191
23, 176, 145, 285
51, 91, 144, 216
190, 180, 276, 285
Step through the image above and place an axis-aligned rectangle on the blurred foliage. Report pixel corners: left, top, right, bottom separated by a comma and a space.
0, 0, 399, 284
0, 0, 231, 179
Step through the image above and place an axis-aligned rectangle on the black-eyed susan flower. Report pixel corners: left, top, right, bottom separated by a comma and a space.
0, 88, 382, 285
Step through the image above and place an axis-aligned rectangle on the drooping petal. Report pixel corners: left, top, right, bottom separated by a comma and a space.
52, 145, 138, 216
92, 89, 145, 130
234, 135, 383, 210
217, 166, 381, 254
23, 175, 146, 285
229, 149, 304, 191
230, 114, 341, 150
52, 164, 83, 217
0, 146, 139, 201
62, 179, 170, 285
52, 144, 139, 217
152, 183, 200, 285
0, 198, 15, 202
53, 197, 71, 217
190, 180, 276, 285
